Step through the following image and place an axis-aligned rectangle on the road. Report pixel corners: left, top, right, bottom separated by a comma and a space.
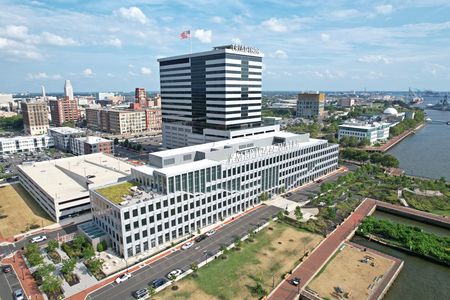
87, 205, 281, 300
0, 266, 22, 300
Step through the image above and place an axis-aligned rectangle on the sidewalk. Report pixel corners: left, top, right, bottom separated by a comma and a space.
3, 252, 44, 300
66, 203, 264, 300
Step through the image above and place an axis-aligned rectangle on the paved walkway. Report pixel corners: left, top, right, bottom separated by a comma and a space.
2, 252, 44, 300
268, 199, 376, 300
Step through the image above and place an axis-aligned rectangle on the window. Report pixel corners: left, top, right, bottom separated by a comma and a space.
125, 224, 131, 231
140, 207, 146, 214
132, 209, 138, 217
124, 212, 130, 220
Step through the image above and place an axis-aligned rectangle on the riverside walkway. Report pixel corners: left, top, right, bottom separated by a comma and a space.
268, 198, 449, 300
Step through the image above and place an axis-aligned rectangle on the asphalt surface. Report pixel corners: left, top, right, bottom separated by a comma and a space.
284, 171, 345, 203
0, 265, 22, 300
88, 205, 281, 300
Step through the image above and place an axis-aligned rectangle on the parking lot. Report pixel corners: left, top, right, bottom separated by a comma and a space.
0, 264, 23, 300
113, 135, 164, 163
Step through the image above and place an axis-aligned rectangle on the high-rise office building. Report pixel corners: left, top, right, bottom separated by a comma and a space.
49, 97, 79, 126
158, 44, 278, 148
296, 92, 325, 119
64, 80, 74, 100
21, 101, 49, 135
135, 88, 147, 108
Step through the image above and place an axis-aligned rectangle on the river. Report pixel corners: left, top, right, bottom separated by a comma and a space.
388, 109, 450, 180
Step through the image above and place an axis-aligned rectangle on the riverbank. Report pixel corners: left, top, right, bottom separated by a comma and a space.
364, 123, 425, 152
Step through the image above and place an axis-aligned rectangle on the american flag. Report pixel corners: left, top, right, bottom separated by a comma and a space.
180, 30, 191, 39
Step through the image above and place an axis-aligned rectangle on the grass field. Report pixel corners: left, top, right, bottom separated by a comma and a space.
156, 222, 322, 300
308, 243, 394, 300
96, 181, 137, 204
0, 183, 54, 238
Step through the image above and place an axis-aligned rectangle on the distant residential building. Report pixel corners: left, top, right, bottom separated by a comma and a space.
71, 136, 113, 156
262, 116, 282, 125
86, 108, 149, 134
270, 99, 297, 109
135, 88, 147, 108
17, 153, 133, 222
49, 97, 79, 126
0, 111, 17, 117
296, 92, 325, 118
90, 131, 339, 258
145, 108, 162, 132
64, 80, 74, 100
0, 93, 13, 107
98, 92, 115, 101
97, 92, 124, 106
0, 135, 53, 155
48, 127, 84, 151
21, 101, 49, 135
338, 121, 390, 145
338, 98, 355, 108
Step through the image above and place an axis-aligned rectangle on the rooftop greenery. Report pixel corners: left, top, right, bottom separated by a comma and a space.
96, 181, 137, 204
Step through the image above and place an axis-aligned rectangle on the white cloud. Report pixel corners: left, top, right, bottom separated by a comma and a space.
320, 33, 330, 42
262, 18, 287, 32
359, 55, 391, 64
83, 68, 93, 78
231, 37, 241, 44
211, 16, 225, 24
128, 64, 135, 68
4, 25, 29, 39
273, 50, 288, 59
140, 67, 151, 75
41, 32, 78, 46
0, 37, 42, 60
107, 38, 122, 48
26, 72, 61, 80
194, 29, 212, 43
331, 9, 360, 19
114, 7, 149, 24
107, 73, 115, 78
424, 63, 447, 76
375, 4, 394, 15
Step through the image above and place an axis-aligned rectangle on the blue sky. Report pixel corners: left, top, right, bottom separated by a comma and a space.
1, 0, 450, 93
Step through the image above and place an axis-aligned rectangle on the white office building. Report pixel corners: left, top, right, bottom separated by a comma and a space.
90, 131, 339, 258
0, 135, 53, 155
158, 45, 278, 148
48, 127, 84, 151
338, 121, 390, 145
64, 80, 74, 100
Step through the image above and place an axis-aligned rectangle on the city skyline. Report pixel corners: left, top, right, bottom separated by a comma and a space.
1, 0, 450, 92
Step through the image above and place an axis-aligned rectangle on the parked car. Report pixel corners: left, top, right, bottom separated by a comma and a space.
30, 235, 47, 243
205, 229, 216, 236
181, 241, 194, 250
115, 273, 131, 283
132, 288, 148, 299
290, 277, 301, 286
151, 278, 167, 288
2, 265, 12, 273
166, 269, 183, 279
195, 234, 207, 243
13, 289, 24, 300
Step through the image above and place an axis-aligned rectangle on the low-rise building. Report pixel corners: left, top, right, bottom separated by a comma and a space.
296, 92, 325, 119
338, 121, 390, 144
21, 101, 49, 135
17, 153, 133, 222
48, 127, 84, 151
0, 135, 53, 154
49, 97, 80, 126
90, 131, 339, 258
71, 136, 113, 155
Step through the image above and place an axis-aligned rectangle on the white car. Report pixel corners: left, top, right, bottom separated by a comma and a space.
205, 229, 216, 236
13, 289, 24, 300
181, 241, 194, 250
166, 269, 183, 279
115, 273, 131, 283
30, 235, 47, 243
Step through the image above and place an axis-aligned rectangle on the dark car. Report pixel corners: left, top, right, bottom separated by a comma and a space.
195, 234, 207, 243
151, 278, 167, 288
2, 265, 12, 273
290, 277, 301, 286
132, 288, 148, 299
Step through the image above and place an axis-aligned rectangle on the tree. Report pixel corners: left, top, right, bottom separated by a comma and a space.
294, 206, 303, 221
358, 138, 371, 147
36, 263, 55, 279
276, 211, 285, 221
72, 234, 86, 251
27, 251, 44, 266
87, 258, 104, 273
234, 236, 242, 247
147, 285, 156, 298
97, 240, 107, 252
61, 258, 76, 275
41, 274, 62, 295
82, 245, 95, 260
259, 192, 269, 201
113, 138, 119, 145
47, 240, 59, 253
190, 262, 198, 273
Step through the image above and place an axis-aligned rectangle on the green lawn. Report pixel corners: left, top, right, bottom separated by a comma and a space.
403, 191, 450, 216
96, 181, 137, 204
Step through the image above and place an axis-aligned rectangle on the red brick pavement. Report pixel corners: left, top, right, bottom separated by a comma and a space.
3, 252, 44, 300
268, 199, 376, 300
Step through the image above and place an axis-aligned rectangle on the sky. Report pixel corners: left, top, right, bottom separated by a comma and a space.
1, 0, 450, 93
